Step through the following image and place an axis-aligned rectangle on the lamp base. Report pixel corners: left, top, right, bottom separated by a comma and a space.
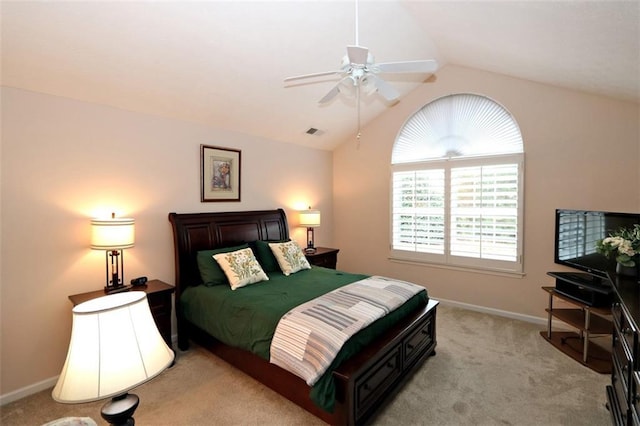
101, 393, 139, 426
305, 247, 317, 254
104, 285, 132, 294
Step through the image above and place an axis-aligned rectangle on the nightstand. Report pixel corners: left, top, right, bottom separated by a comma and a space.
69, 279, 175, 349
305, 247, 339, 269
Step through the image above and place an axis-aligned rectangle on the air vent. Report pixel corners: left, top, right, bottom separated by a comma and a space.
305, 127, 324, 136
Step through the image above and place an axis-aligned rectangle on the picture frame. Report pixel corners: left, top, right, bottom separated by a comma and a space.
200, 144, 241, 202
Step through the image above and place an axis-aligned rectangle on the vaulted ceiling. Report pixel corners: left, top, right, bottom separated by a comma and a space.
2, 1, 639, 151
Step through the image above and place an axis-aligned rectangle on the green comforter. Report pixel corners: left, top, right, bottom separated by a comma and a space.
180, 267, 428, 412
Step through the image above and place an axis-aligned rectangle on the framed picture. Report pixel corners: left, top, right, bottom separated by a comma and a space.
200, 144, 241, 202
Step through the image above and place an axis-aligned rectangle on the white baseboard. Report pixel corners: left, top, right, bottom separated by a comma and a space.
1, 334, 180, 407
436, 297, 550, 326
0, 376, 58, 406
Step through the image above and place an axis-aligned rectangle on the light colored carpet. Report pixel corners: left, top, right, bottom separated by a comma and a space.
1, 304, 611, 425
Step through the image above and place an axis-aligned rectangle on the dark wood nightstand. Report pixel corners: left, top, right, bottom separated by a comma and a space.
69, 279, 175, 349
305, 247, 339, 269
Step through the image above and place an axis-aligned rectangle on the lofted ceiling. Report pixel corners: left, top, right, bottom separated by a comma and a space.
2, 1, 639, 151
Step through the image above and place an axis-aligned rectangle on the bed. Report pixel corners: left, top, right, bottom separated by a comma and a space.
169, 209, 438, 425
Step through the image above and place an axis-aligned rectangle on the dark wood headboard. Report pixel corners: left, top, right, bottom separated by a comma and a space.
168, 209, 289, 294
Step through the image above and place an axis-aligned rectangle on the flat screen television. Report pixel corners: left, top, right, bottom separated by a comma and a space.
554, 209, 640, 281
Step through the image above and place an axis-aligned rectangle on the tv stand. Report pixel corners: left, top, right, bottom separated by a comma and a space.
540, 286, 612, 374
551, 271, 604, 285
547, 271, 613, 307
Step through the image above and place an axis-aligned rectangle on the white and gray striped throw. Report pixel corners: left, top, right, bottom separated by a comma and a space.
269, 275, 425, 386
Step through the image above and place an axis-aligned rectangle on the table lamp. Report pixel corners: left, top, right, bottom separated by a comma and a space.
91, 213, 135, 293
52, 292, 175, 426
299, 207, 321, 254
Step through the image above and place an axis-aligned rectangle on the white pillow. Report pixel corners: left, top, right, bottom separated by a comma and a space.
212, 247, 269, 290
268, 241, 311, 276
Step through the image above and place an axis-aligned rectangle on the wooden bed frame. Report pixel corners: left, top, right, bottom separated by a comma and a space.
168, 209, 438, 425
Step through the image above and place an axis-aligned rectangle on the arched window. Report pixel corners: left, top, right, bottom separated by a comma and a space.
391, 94, 524, 274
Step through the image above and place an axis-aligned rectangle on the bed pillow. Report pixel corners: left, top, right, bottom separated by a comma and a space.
197, 244, 249, 286
268, 241, 311, 276
213, 247, 269, 290
253, 239, 289, 272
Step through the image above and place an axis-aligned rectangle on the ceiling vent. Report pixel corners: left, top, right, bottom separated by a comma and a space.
305, 127, 324, 136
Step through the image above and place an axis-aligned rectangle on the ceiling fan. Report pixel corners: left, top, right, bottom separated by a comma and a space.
283, 0, 439, 107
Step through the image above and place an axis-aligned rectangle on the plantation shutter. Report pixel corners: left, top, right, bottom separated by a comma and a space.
392, 169, 445, 256
450, 164, 519, 262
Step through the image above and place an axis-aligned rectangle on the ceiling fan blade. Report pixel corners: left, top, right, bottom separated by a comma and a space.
347, 45, 368, 65
318, 82, 341, 104
368, 74, 400, 102
284, 70, 343, 83
376, 59, 439, 74
319, 76, 353, 104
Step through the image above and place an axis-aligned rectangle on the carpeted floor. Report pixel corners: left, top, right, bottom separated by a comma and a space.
1, 304, 611, 425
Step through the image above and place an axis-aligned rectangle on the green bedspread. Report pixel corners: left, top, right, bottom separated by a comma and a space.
180, 267, 428, 412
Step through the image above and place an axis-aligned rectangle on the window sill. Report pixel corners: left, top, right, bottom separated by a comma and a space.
388, 257, 526, 278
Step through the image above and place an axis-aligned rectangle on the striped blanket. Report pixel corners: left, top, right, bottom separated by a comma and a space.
269, 275, 425, 386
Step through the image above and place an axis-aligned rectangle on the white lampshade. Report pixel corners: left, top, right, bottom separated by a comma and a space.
299, 209, 321, 228
52, 292, 174, 403
90, 217, 135, 250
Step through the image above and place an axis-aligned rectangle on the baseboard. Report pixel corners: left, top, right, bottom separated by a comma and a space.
0, 376, 58, 406
436, 297, 550, 326
1, 333, 180, 406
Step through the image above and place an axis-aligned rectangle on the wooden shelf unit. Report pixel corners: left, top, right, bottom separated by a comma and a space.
541, 286, 612, 374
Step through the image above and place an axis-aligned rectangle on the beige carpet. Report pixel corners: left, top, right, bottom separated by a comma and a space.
1, 304, 611, 425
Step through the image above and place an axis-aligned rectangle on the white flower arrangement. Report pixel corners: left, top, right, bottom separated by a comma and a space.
596, 224, 640, 267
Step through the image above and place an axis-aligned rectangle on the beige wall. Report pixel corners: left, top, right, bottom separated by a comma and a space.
0, 87, 334, 399
2, 65, 639, 402
333, 64, 640, 318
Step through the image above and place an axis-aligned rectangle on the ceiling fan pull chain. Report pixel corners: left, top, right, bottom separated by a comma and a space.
356, 84, 362, 148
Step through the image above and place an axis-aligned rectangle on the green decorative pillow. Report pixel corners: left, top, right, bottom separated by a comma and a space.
197, 244, 249, 286
254, 239, 289, 272
213, 247, 269, 290
268, 241, 311, 276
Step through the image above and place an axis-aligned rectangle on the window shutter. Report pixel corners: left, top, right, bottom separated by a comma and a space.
392, 170, 445, 254
450, 164, 519, 262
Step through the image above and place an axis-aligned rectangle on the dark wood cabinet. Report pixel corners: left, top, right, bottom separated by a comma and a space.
69, 279, 175, 349
607, 276, 640, 426
305, 247, 339, 269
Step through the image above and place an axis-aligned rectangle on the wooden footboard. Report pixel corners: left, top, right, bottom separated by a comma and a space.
182, 299, 437, 425
168, 210, 438, 425
335, 299, 438, 425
